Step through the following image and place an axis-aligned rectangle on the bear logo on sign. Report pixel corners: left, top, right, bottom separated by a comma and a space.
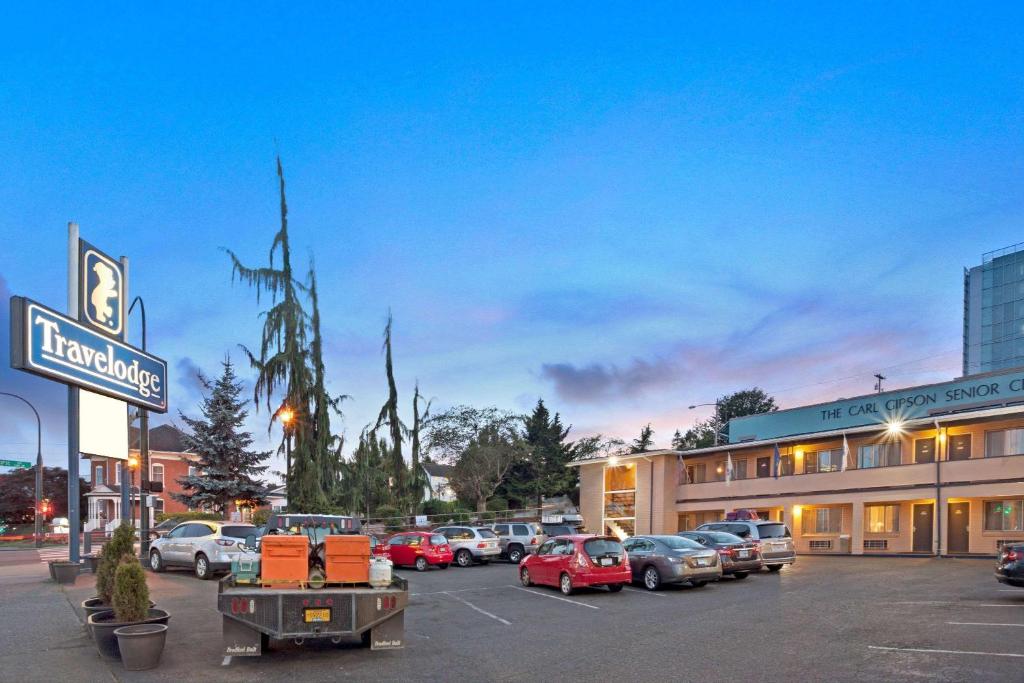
90, 260, 119, 328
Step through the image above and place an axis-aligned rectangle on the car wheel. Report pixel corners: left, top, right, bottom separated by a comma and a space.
766, 564, 783, 572
507, 546, 524, 564
455, 549, 473, 568
194, 553, 211, 580
520, 567, 532, 586
559, 572, 574, 596
643, 566, 661, 591
415, 557, 428, 572
732, 572, 749, 580
149, 550, 164, 573
691, 580, 708, 588
607, 584, 624, 593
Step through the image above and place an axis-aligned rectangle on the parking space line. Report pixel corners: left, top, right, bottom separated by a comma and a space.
947, 622, 1024, 627
221, 656, 232, 666
868, 645, 1024, 659
444, 592, 511, 626
893, 601, 953, 605
509, 586, 600, 609
412, 587, 499, 597
623, 586, 665, 597
979, 604, 1024, 608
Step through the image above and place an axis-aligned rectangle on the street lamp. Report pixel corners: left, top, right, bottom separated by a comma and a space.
688, 401, 729, 446
128, 296, 152, 558
127, 454, 140, 528
0, 392, 43, 548
277, 405, 294, 489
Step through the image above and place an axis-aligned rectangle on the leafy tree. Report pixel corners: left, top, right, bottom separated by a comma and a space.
173, 359, 270, 514
449, 425, 526, 513
424, 405, 521, 462
630, 423, 655, 453
0, 467, 88, 525
676, 387, 778, 450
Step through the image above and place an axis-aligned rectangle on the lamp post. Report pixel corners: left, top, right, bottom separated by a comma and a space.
128, 296, 152, 558
277, 406, 294, 502
127, 454, 140, 528
688, 401, 728, 446
0, 392, 43, 548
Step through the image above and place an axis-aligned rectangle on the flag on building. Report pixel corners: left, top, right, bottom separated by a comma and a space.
725, 452, 734, 485
841, 433, 850, 472
773, 443, 781, 478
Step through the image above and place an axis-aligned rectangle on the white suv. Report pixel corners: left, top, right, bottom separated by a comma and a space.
148, 520, 258, 580
432, 526, 501, 567
696, 520, 796, 571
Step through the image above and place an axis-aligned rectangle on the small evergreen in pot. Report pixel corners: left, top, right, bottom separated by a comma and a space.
84, 523, 136, 617
88, 555, 169, 661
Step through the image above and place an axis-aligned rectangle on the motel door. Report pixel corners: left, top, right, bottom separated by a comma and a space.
947, 502, 970, 554
912, 503, 934, 553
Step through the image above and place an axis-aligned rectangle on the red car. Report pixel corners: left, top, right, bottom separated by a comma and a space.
519, 535, 630, 595
369, 534, 391, 561
387, 531, 453, 571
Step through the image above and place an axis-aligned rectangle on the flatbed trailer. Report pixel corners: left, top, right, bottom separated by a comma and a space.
217, 574, 409, 657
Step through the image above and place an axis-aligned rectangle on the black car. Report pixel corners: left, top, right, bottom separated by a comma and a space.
148, 518, 180, 540
996, 542, 1024, 588
678, 530, 763, 579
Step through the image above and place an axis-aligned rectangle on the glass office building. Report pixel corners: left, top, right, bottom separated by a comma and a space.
963, 243, 1024, 376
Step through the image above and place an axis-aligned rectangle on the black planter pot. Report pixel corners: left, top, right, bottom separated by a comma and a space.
51, 561, 80, 584
82, 554, 100, 573
81, 597, 111, 619
88, 609, 170, 661
115, 624, 167, 671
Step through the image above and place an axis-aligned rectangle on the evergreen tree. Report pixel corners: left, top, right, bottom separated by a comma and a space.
630, 424, 655, 453
409, 382, 431, 508
173, 359, 270, 513
671, 429, 685, 450
373, 313, 407, 508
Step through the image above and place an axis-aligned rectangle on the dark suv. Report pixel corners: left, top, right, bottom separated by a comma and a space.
996, 542, 1024, 588
677, 530, 762, 578
696, 520, 795, 571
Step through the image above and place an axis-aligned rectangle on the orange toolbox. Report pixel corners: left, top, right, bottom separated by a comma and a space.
324, 534, 371, 584
260, 535, 309, 586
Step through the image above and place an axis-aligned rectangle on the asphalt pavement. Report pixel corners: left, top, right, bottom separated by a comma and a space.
4, 549, 1022, 682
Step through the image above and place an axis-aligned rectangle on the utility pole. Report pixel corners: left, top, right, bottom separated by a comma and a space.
0, 393, 43, 548
129, 296, 150, 560
874, 373, 886, 393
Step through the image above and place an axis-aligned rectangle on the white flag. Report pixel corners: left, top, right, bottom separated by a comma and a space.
725, 452, 734, 485
841, 433, 850, 472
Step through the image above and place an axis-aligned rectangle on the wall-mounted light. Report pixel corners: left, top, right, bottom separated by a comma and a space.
885, 419, 905, 436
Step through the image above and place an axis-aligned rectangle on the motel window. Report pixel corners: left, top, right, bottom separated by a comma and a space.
756, 457, 771, 478
857, 443, 901, 469
151, 464, 164, 486
188, 466, 198, 478
778, 454, 793, 476
805, 449, 841, 474
914, 438, 936, 464
806, 508, 841, 534
866, 504, 900, 534
984, 429, 1024, 458
984, 500, 1024, 532
713, 461, 727, 481
733, 459, 748, 480
603, 463, 636, 539
94, 465, 104, 485
948, 434, 971, 461
686, 463, 707, 484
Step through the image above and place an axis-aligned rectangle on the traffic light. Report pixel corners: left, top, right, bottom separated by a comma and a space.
40, 499, 52, 518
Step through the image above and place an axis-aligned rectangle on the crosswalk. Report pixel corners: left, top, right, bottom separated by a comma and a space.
38, 548, 69, 564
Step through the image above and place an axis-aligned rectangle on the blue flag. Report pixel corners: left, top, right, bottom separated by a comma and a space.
773, 443, 781, 479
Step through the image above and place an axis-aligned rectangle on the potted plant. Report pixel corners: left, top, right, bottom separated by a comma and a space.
50, 560, 80, 584
82, 523, 136, 618
88, 556, 169, 661
113, 558, 168, 670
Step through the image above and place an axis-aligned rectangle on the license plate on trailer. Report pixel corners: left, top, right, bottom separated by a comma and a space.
600, 557, 613, 566
304, 608, 331, 623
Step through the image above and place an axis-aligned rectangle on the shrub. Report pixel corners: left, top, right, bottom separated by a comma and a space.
155, 511, 222, 524
371, 505, 406, 532
421, 499, 470, 517
112, 556, 150, 623
96, 523, 136, 604
251, 509, 270, 528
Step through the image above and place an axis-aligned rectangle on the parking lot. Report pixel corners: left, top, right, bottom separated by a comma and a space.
12, 553, 1023, 682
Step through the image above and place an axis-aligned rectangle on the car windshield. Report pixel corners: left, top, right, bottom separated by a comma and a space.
707, 531, 744, 544
477, 529, 497, 539
221, 526, 256, 539
583, 538, 623, 558
757, 523, 791, 539
659, 536, 703, 550
430, 534, 447, 546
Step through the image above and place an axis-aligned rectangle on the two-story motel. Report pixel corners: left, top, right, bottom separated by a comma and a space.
575, 368, 1024, 556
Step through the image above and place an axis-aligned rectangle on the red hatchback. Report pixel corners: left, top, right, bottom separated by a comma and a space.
519, 535, 630, 595
387, 532, 453, 571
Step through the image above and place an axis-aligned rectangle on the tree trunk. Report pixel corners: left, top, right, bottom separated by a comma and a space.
476, 498, 487, 514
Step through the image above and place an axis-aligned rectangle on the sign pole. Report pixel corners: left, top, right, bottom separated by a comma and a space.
119, 256, 130, 525
67, 222, 80, 564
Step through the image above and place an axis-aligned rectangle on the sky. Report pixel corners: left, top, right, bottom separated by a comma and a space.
1, 5, 1023, 478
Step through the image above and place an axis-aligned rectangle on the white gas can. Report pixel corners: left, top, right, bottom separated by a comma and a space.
369, 557, 393, 589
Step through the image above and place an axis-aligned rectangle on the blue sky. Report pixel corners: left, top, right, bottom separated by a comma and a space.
1, 5, 1023, 475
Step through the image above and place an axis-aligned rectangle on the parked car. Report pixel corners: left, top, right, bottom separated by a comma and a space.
541, 523, 580, 537
149, 521, 258, 579
677, 530, 762, 579
623, 535, 722, 590
996, 542, 1024, 588
492, 522, 545, 563
433, 526, 501, 567
387, 532, 452, 571
520, 535, 631, 595
148, 518, 180, 540
369, 534, 391, 561
696, 520, 796, 571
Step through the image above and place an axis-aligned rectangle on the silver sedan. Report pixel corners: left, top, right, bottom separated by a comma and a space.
623, 535, 722, 590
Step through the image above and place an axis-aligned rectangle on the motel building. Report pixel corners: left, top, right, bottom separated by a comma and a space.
575, 369, 1024, 556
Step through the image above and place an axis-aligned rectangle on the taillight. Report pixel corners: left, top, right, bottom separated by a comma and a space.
477, 542, 486, 549
530, 537, 538, 545
576, 552, 589, 569
1004, 549, 1020, 562
718, 547, 732, 557
216, 539, 235, 547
